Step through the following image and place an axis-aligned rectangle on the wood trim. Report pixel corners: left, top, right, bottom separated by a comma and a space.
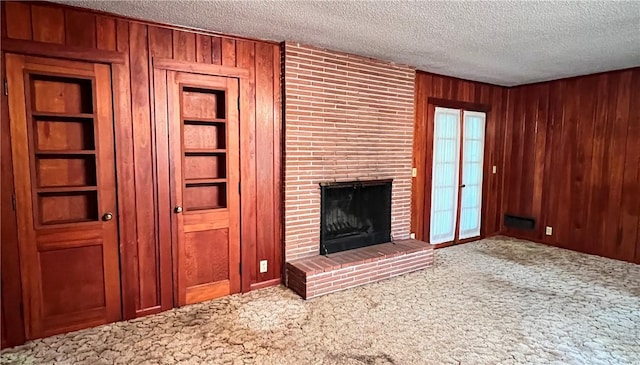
153, 57, 250, 79
417, 70, 504, 89
6, 53, 38, 338
1, 51, 27, 349
249, 278, 281, 291
420, 103, 436, 240
433, 236, 482, 249
273, 43, 284, 282
514, 66, 640, 88
237, 40, 257, 294
432, 232, 503, 250
453, 109, 464, 242
135, 305, 162, 317
1, 38, 126, 64
428, 97, 491, 112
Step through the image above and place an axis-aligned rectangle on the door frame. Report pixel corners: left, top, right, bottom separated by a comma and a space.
422, 102, 490, 248
152, 58, 250, 302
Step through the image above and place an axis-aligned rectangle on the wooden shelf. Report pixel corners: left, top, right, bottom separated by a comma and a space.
32, 111, 94, 119
185, 178, 226, 185
36, 150, 96, 155
37, 186, 97, 193
184, 149, 226, 155
182, 117, 226, 125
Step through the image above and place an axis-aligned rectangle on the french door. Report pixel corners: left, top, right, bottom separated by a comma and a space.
6, 54, 121, 338
158, 70, 241, 306
429, 107, 486, 245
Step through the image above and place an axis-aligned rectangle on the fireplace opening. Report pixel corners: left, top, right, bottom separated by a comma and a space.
320, 179, 392, 255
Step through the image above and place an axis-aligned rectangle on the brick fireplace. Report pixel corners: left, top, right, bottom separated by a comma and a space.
283, 43, 433, 299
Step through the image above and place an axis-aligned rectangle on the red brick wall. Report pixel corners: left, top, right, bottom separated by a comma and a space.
283, 43, 416, 261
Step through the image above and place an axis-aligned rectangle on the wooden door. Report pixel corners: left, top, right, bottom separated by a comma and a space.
165, 71, 240, 306
6, 54, 121, 339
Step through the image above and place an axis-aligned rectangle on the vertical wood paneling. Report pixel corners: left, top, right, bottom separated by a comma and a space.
4, 1, 32, 40
504, 68, 640, 262
129, 22, 159, 311
575, 76, 598, 249
96, 16, 116, 51
172, 30, 196, 62
532, 85, 548, 234
113, 18, 138, 320
64, 9, 96, 48
148, 25, 174, 312
627, 71, 640, 264
412, 73, 427, 239
617, 71, 638, 260
255, 43, 275, 283
0, 0, 260, 344
540, 80, 565, 245
584, 75, 609, 254
195, 34, 212, 63
502, 84, 549, 239
30, 5, 64, 44
236, 40, 258, 290
272, 44, 283, 280
211, 36, 222, 65
597, 74, 619, 252
221, 38, 236, 66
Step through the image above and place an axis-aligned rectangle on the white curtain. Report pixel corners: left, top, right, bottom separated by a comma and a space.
459, 111, 486, 239
429, 107, 461, 244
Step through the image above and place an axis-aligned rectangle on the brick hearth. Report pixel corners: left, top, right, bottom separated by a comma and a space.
287, 240, 433, 299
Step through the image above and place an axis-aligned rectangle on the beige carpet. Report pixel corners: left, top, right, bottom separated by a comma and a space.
2, 237, 639, 365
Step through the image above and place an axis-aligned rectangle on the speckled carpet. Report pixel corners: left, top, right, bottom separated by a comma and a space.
2, 237, 639, 365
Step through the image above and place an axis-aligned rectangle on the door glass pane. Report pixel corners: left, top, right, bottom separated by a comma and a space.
430, 107, 461, 244
459, 111, 486, 239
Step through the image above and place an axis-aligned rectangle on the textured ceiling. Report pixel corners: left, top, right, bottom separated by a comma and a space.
58, 0, 640, 86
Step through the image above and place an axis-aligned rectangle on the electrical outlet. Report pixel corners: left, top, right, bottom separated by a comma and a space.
492, 165, 497, 174
259, 260, 268, 273
411, 167, 417, 177
410, 233, 416, 239
545, 226, 553, 236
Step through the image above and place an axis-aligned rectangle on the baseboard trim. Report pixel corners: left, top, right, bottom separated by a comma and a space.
249, 278, 281, 291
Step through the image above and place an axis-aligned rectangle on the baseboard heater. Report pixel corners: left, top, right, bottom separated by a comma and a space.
504, 214, 536, 230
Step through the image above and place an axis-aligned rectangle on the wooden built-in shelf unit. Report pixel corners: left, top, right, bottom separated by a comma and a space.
181, 86, 228, 212
27, 73, 100, 226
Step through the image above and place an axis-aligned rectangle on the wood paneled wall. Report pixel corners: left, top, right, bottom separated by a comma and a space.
1, 0, 282, 345
503, 68, 640, 262
412, 71, 508, 241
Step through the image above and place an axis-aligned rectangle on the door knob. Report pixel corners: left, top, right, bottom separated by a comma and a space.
461, 184, 466, 188
102, 212, 113, 221
174, 206, 183, 213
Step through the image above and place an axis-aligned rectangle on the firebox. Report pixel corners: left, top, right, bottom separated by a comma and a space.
319, 179, 392, 255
